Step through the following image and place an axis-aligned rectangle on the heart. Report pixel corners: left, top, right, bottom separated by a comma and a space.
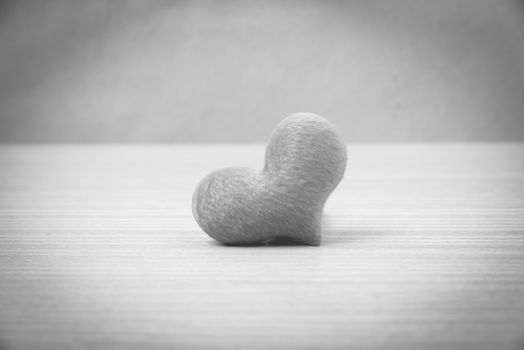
192, 113, 347, 245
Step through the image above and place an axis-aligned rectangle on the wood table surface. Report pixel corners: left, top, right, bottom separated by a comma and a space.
0, 144, 523, 350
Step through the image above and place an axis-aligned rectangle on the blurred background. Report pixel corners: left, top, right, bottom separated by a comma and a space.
0, 0, 523, 143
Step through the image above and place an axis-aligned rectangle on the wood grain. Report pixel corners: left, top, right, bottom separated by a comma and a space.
0, 144, 523, 350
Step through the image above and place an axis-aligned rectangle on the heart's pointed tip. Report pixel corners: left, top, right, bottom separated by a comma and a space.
307, 240, 321, 247
298, 234, 321, 246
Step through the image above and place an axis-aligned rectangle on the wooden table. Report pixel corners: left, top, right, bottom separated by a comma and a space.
1, 144, 523, 350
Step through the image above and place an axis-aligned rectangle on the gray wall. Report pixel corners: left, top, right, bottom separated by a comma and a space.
0, 0, 523, 142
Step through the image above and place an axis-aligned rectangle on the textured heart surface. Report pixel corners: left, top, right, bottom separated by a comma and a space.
192, 113, 347, 245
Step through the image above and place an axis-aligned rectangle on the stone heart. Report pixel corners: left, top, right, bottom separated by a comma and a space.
192, 113, 347, 245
